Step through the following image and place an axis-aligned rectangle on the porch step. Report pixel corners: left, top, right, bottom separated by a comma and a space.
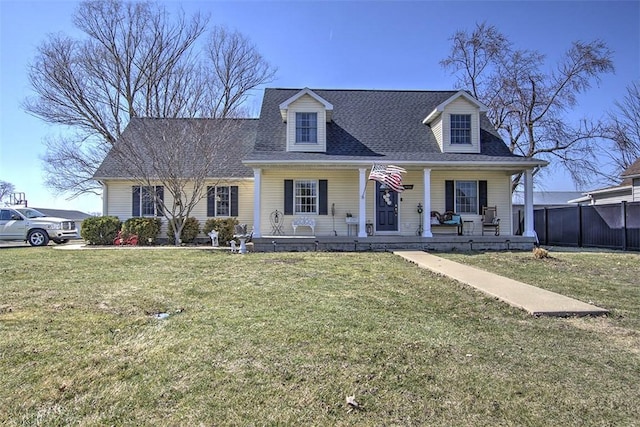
395, 251, 609, 317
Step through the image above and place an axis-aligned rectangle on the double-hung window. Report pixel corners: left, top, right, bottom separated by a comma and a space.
455, 181, 478, 214
295, 112, 318, 144
294, 180, 317, 214
132, 186, 163, 217
207, 186, 238, 217
450, 114, 471, 144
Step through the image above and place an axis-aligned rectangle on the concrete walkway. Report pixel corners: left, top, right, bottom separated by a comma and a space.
395, 251, 609, 317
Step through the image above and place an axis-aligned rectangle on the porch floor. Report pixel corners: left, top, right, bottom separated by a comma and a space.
252, 234, 536, 252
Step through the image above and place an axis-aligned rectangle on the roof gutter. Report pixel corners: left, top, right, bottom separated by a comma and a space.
242, 158, 549, 169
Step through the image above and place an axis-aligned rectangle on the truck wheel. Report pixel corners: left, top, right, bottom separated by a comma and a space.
53, 239, 69, 244
27, 229, 49, 246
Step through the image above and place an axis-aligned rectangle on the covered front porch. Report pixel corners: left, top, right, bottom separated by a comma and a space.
249, 166, 538, 246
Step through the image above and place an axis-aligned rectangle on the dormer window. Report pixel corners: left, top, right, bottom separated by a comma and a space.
450, 114, 471, 144
423, 91, 487, 154
296, 112, 317, 144
280, 88, 332, 153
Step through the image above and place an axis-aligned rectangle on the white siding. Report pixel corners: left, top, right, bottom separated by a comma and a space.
260, 169, 363, 236
430, 170, 513, 236
441, 98, 481, 154
258, 168, 515, 237
431, 116, 444, 152
591, 193, 634, 205
104, 168, 516, 239
104, 179, 254, 238
633, 178, 640, 202
286, 94, 327, 152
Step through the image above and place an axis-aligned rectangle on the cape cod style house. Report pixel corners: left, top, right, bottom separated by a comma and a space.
568, 157, 640, 205
94, 88, 547, 251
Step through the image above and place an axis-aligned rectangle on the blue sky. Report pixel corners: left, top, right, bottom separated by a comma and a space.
1, 0, 639, 213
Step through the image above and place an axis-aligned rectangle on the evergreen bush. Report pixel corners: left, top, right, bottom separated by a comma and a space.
122, 217, 161, 245
81, 216, 121, 245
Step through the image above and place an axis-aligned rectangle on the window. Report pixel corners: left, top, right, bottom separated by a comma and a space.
294, 180, 317, 214
296, 112, 317, 143
284, 179, 328, 215
455, 181, 477, 214
450, 114, 471, 144
132, 186, 163, 217
207, 186, 238, 217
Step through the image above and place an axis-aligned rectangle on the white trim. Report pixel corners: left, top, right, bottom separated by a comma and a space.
584, 185, 632, 196
358, 168, 367, 238
293, 179, 320, 215
423, 90, 489, 125
279, 88, 333, 122
422, 168, 433, 237
243, 159, 548, 169
523, 169, 535, 238
454, 180, 480, 215
101, 181, 108, 217
253, 168, 261, 237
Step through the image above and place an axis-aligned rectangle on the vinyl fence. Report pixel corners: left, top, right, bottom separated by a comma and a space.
533, 202, 640, 251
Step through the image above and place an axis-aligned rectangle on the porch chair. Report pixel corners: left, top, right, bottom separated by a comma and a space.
481, 206, 500, 236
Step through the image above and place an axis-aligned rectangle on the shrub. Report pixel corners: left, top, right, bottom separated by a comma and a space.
122, 217, 161, 245
203, 218, 239, 246
167, 217, 200, 244
81, 216, 121, 245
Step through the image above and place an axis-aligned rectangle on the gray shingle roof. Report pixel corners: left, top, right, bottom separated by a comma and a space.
245, 88, 539, 164
94, 118, 258, 179
621, 157, 640, 179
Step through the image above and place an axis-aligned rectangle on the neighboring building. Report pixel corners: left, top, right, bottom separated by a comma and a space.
512, 191, 585, 209
512, 191, 584, 235
568, 157, 640, 205
95, 88, 547, 249
34, 208, 93, 233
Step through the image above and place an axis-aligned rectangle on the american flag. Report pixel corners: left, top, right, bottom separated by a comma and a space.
368, 163, 406, 193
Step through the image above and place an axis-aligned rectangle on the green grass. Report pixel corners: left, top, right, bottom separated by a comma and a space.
1, 247, 638, 426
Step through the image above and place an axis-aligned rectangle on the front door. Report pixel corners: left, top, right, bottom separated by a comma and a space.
376, 182, 398, 232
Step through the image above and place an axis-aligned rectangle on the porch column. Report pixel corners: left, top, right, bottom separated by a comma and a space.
253, 168, 262, 238
358, 168, 368, 238
101, 181, 108, 216
523, 169, 535, 237
422, 168, 433, 237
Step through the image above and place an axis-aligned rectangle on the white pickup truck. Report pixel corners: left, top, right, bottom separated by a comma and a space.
0, 207, 78, 246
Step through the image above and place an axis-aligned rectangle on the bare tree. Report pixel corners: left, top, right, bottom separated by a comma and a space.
25, 0, 275, 198
0, 181, 16, 203
441, 22, 614, 190
105, 118, 247, 245
601, 81, 640, 180
204, 27, 277, 118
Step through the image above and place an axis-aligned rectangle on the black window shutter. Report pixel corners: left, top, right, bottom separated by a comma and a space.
445, 180, 454, 212
284, 180, 293, 215
132, 186, 140, 217
230, 186, 239, 217
478, 180, 488, 214
155, 186, 164, 216
319, 180, 328, 215
207, 186, 215, 217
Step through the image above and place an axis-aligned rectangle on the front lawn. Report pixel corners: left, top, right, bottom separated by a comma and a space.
1, 248, 638, 426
